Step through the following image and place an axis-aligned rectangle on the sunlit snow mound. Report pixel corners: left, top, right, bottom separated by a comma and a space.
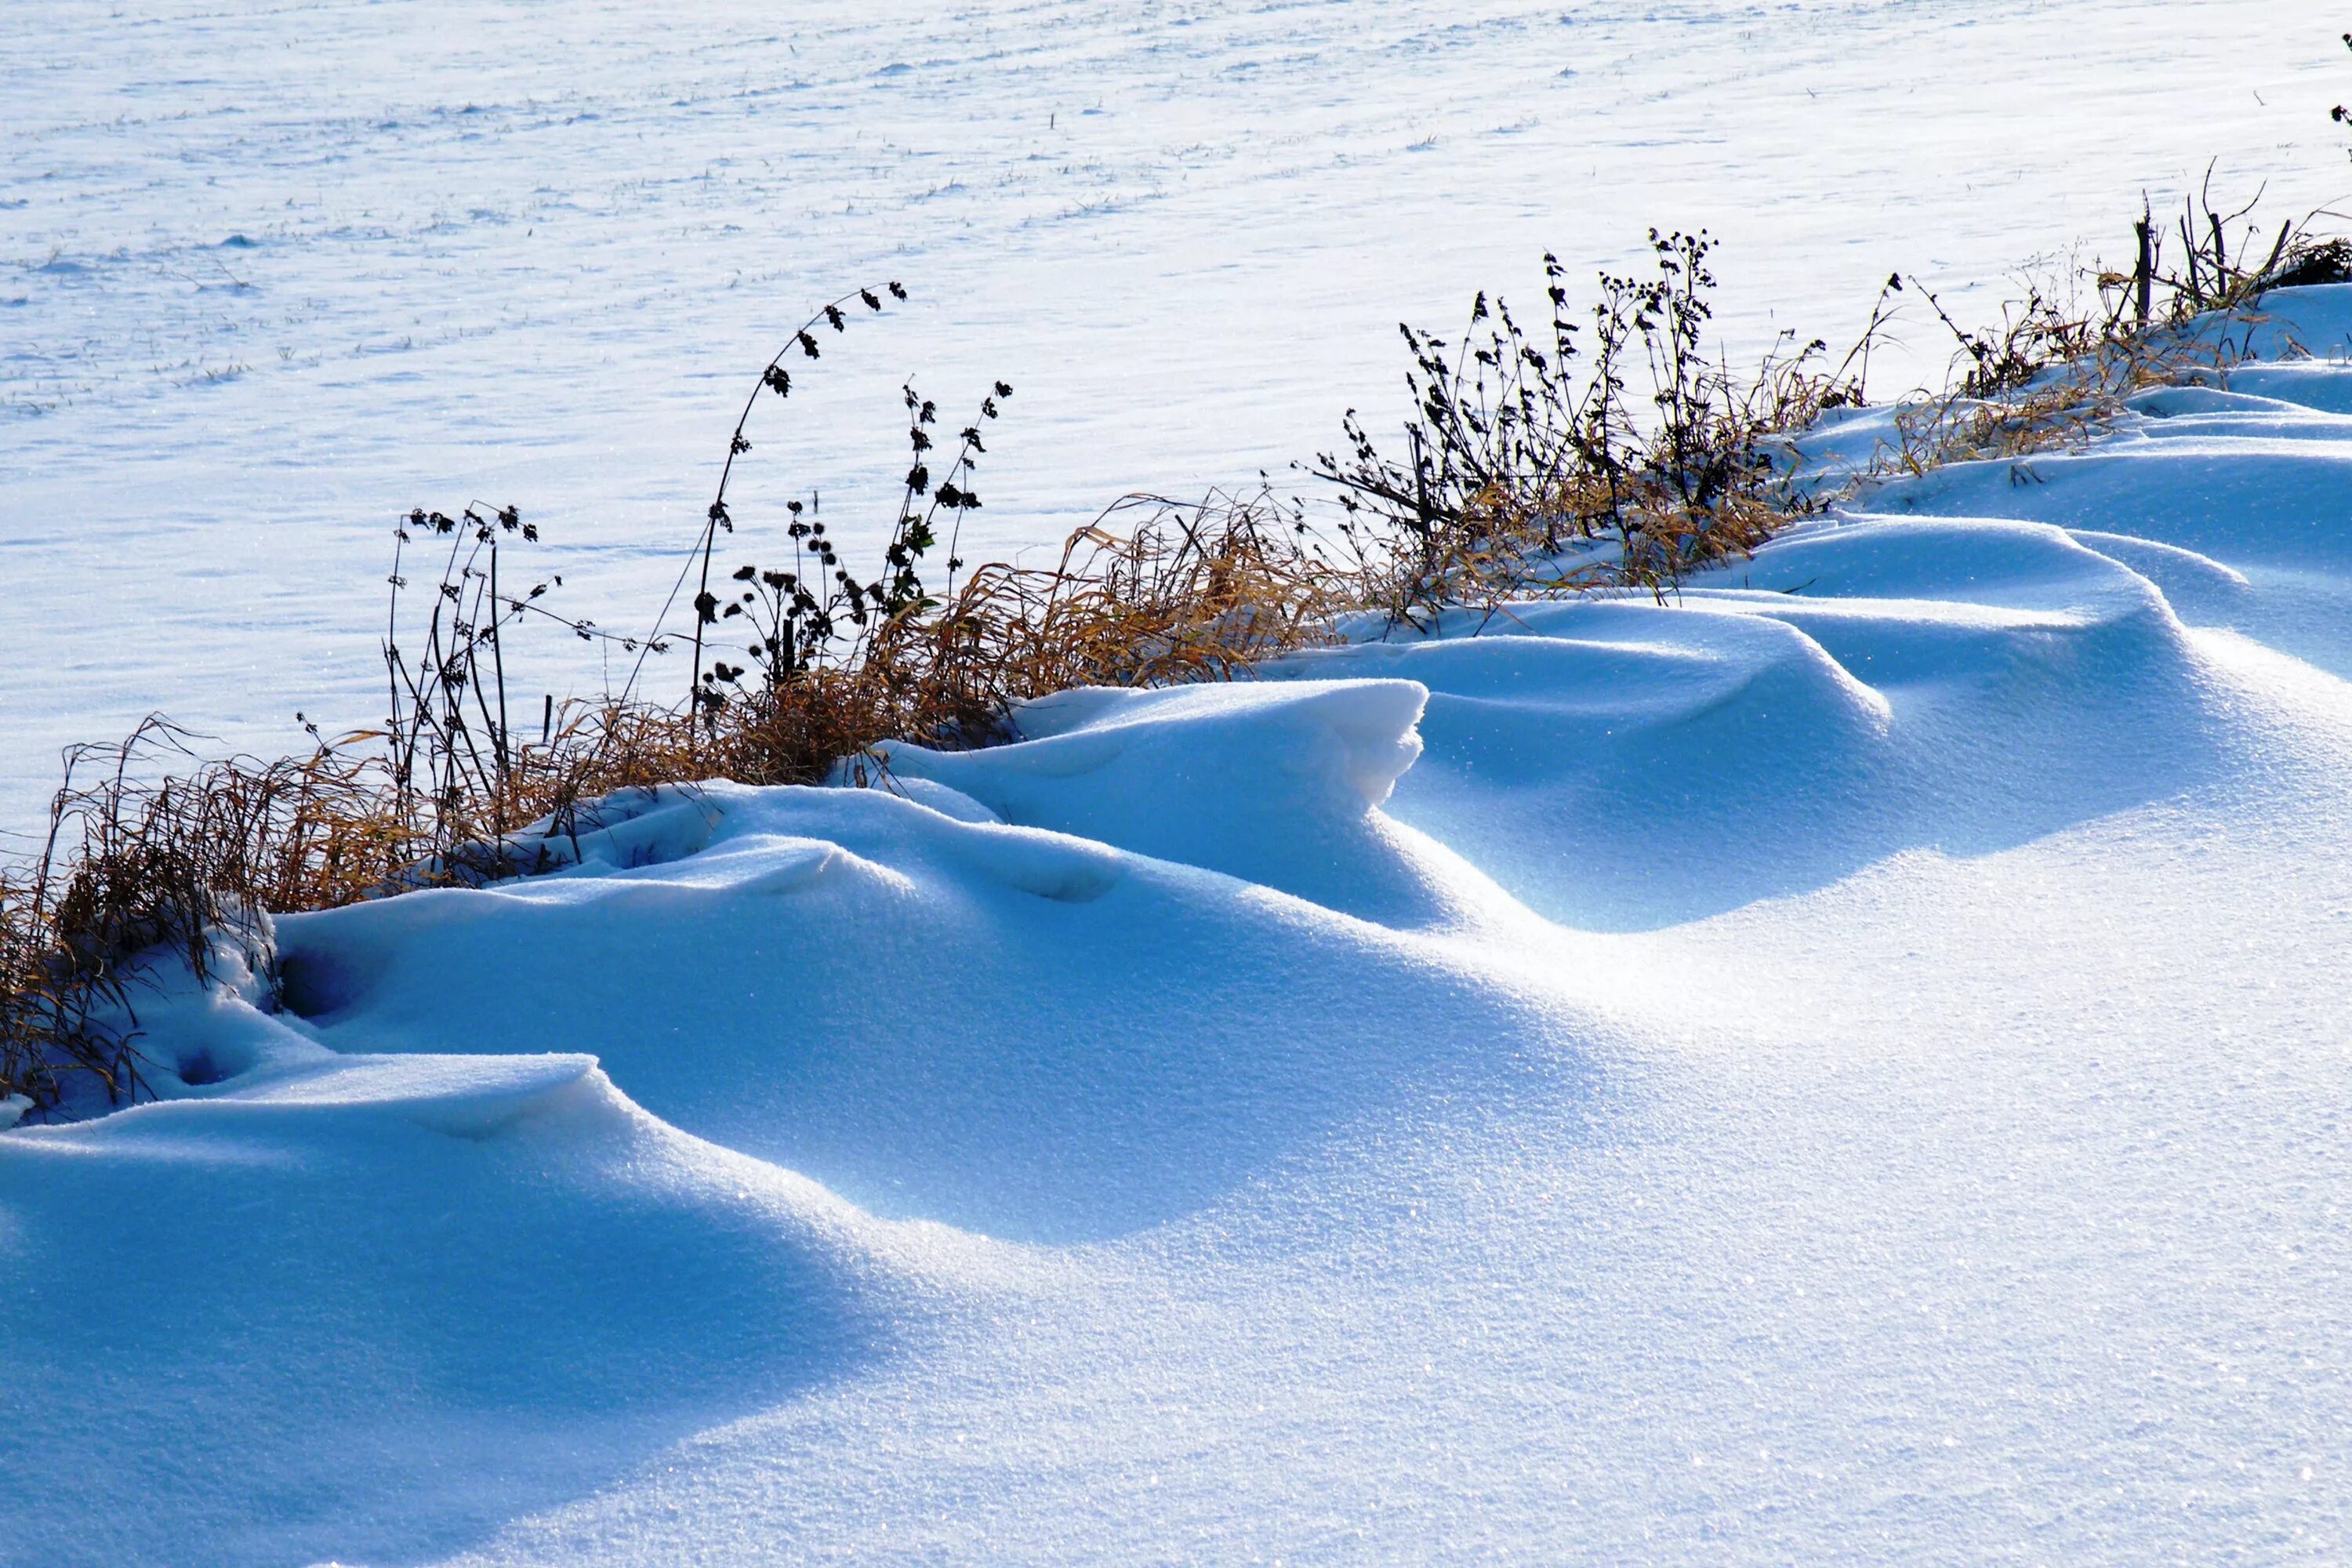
0, 1036, 949, 1565
274, 739, 1561, 1247
13, 288, 2352, 1565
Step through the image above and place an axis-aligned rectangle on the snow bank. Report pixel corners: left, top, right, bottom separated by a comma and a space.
13, 289, 2352, 1562
1272, 514, 2229, 927
876, 677, 1465, 926
274, 765, 1563, 1248
0, 1034, 949, 1566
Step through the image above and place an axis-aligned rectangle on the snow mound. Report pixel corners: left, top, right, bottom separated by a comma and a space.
0, 1033, 952, 1566
877, 676, 1463, 925
19, 289, 2352, 1563
1856, 301, 2352, 698
277, 777, 1565, 1247
1270, 514, 2225, 927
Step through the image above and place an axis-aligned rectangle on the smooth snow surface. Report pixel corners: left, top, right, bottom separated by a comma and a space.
4, 0, 2349, 829
10, 287, 2352, 1563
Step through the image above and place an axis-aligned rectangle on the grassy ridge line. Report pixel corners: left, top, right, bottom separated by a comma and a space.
2, 191, 2345, 1120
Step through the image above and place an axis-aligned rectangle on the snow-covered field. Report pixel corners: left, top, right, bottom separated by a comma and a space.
2, 0, 2344, 832
10, 5, 2352, 1566
15, 291, 2352, 1562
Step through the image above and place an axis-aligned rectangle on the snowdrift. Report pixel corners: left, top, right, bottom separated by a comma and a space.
12, 289, 2352, 1563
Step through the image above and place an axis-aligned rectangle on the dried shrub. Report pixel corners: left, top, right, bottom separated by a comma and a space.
909, 490, 1342, 696
550, 486, 1342, 793
1869, 172, 2352, 478
1309, 230, 1856, 620
0, 310, 1352, 1116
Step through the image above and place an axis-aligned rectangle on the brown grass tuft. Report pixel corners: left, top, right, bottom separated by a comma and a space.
0, 720, 405, 1112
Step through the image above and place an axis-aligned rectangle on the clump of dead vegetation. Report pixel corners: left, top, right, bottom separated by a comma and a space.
0, 720, 402, 1113
1873, 175, 2352, 477
0, 278, 1363, 1114
1309, 229, 1860, 621
8, 172, 2352, 1116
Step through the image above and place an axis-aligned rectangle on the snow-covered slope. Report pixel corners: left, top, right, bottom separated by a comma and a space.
3, 0, 2344, 833
8, 289, 2352, 1563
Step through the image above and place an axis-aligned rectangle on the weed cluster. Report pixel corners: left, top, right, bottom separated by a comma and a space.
0, 272, 1353, 1120
1309, 230, 1855, 619
1866, 177, 2352, 479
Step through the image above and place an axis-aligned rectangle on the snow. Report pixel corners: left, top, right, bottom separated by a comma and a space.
4, 0, 2348, 834
12, 5, 2352, 1563
2, 1047, 954, 1566
7, 283, 2352, 1560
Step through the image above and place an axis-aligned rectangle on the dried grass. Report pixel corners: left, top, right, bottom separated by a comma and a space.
0, 720, 404, 1112
1871, 178, 2352, 477
1308, 230, 1852, 621
9, 179, 2352, 1117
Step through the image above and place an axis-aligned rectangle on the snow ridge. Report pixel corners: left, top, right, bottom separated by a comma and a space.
12, 291, 2352, 1563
